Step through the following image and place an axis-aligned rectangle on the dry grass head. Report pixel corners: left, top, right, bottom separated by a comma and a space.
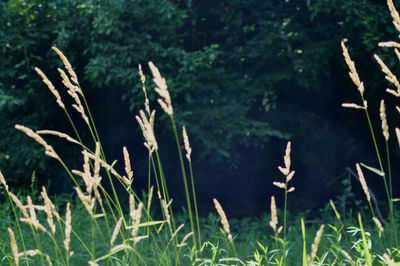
356, 163, 371, 203
341, 41, 365, 96
15, 125, 60, 162
380, 100, 390, 141
213, 198, 232, 242
308, 224, 325, 263
148, 61, 173, 115
136, 109, 158, 154
182, 126, 192, 161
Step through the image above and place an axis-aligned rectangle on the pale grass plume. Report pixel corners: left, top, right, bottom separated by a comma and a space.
75, 187, 95, 214
356, 163, 371, 203
286, 170, 295, 183
341, 103, 366, 109
379, 41, 400, 48
161, 198, 171, 226
138, 64, 151, 115
273, 181, 286, 189
35, 67, 65, 109
341, 41, 365, 96
58, 68, 89, 125
283, 141, 291, 170
0, 171, 9, 191
383, 253, 398, 266
110, 244, 134, 253
269, 196, 278, 232
21, 196, 47, 233
84, 150, 121, 179
110, 217, 124, 246
287, 187, 295, 193
41, 186, 56, 234
167, 224, 185, 248
52, 46, 79, 86
123, 146, 134, 186
8, 228, 19, 266
15, 124, 60, 162
395, 48, 400, 62
340, 249, 355, 264
182, 126, 192, 161
307, 224, 325, 263
177, 232, 194, 248
37, 130, 80, 145
397, 106, 400, 114
129, 194, 143, 238
380, 100, 390, 141
63, 203, 71, 256
18, 249, 40, 258
372, 217, 384, 236
88, 261, 100, 266
148, 61, 173, 115
147, 186, 154, 211
374, 54, 400, 96
213, 198, 232, 242
396, 128, 400, 148
386, 0, 400, 34
136, 109, 158, 154
8, 192, 28, 218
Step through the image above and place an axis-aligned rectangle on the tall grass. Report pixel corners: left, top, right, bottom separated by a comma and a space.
1, 0, 400, 265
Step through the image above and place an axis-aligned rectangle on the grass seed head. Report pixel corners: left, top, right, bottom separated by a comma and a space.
52, 46, 79, 86
356, 163, 371, 203
269, 196, 278, 232
123, 146, 134, 185
0, 171, 9, 191
35, 67, 65, 109
182, 126, 192, 161
308, 224, 325, 263
110, 217, 123, 246
148, 61, 173, 115
213, 198, 232, 242
41, 187, 56, 234
15, 125, 60, 162
341, 41, 365, 96
63, 203, 72, 255
386, 0, 400, 34
375, 54, 400, 96
8, 228, 19, 266
380, 100, 390, 141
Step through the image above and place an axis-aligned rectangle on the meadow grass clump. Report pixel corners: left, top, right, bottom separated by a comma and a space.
1, 0, 400, 265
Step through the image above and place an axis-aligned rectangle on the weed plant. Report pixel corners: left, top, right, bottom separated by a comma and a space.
1, 0, 400, 265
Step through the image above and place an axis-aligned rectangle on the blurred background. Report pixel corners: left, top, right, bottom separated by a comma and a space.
1, 0, 399, 216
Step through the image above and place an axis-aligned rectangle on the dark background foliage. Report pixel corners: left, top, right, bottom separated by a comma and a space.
1, 0, 399, 215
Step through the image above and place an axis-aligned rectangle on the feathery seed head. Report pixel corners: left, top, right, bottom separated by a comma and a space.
52, 46, 79, 86
356, 163, 371, 203
380, 100, 390, 141
123, 146, 133, 185
136, 109, 158, 154
35, 67, 65, 109
213, 198, 232, 242
341, 41, 365, 96
308, 224, 325, 263
182, 126, 192, 161
15, 125, 60, 161
8, 228, 19, 266
273, 181, 286, 189
148, 61, 173, 115
110, 217, 123, 246
64, 203, 71, 255
0, 171, 9, 191
269, 196, 278, 232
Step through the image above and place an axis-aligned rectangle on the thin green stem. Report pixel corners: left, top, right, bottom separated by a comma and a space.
169, 116, 197, 252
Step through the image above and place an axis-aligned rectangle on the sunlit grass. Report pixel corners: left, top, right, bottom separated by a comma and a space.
1, 0, 400, 265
